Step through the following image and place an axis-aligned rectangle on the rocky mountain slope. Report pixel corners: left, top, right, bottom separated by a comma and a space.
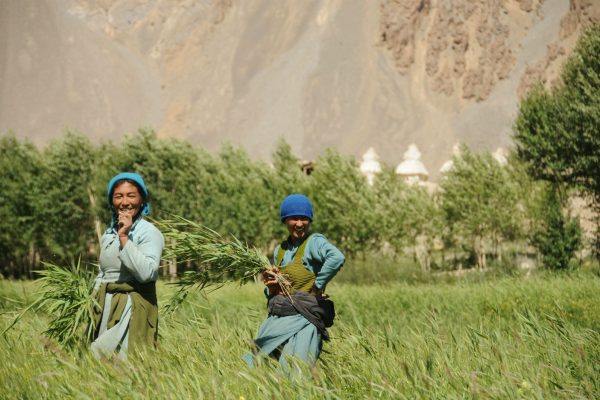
1, 0, 598, 178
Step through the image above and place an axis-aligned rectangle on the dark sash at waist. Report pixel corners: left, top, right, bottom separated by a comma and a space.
267, 292, 334, 340
105, 281, 157, 305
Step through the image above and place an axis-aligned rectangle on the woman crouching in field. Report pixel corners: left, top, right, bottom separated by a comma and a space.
244, 194, 345, 372
90, 172, 164, 360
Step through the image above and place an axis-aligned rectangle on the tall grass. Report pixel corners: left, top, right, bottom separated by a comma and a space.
155, 217, 273, 314
1, 272, 599, 399
1, 259, 96, 349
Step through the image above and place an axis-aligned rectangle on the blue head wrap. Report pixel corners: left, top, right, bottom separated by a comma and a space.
107, 172, 151, 216
280, 194, 313, 222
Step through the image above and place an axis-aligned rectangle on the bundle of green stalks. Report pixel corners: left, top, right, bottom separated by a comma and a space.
155, 217, 288, 314
2, 258, 97, 349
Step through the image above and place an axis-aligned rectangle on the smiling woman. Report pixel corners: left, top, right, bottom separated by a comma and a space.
112, 180, 144, 247
244, 194, 345, 374
90, 172, 164, 360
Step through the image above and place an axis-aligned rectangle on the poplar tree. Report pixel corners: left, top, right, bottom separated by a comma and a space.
34, 133, 97, 263
309, 148, 378, 257
372, 167, 409, 256
202, 143, 276, 248
440, 146, 521, 269
403, 184, 443, 271
530, 184, 581, 270
514, 24, 600, 254
0, 134, 41, 277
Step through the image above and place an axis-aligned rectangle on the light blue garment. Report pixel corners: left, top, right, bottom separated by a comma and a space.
94, 218, 164, 288
245, 233, 344, 371
273, 233, 345, 289
244, 315, 321, 369
91, 217, 164, 359
90, 293, 132, 360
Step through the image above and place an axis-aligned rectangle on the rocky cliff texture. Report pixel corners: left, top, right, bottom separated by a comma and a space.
518, 0, 600, 96
381, 0, 543, 101
1, 0, 598, 178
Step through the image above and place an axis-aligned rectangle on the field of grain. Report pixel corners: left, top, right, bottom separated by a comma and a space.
1, 271, 599, 399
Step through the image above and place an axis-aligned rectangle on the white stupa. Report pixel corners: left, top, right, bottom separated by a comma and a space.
359, 147, 382, 185
439, 143, 461, 174
492, 147, 508, 166
395, 144, 429, 185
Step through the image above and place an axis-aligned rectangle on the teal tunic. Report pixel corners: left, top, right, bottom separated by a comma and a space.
273, 233, 345, 290
245, 233, 344, 371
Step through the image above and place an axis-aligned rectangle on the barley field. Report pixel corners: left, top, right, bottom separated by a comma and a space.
1, 269, 599, 399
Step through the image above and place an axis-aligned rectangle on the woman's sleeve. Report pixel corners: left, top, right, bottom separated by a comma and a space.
93, 273, 103, 292
119, 225, 164, 283
272, 245, 280, 266
93, 231, 110, 291
308, 235, 345, 289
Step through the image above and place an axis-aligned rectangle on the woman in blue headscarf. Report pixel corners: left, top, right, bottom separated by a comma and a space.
244, 194, 345, 372
90, 172, 164, 360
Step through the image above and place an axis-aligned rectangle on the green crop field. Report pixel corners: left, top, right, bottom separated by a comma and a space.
1, 271, 599, 399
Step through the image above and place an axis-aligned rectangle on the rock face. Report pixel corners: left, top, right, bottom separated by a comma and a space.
381, 0, 539, 101
518, 0, 600, 96
1, 0, 598, 178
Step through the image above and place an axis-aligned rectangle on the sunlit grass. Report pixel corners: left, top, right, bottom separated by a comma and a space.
1, 272, 599, 399
154, 217, 280, 314
1, 259, 96, 348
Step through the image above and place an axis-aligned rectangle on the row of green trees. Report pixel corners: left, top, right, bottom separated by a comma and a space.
0, 130, 583, 278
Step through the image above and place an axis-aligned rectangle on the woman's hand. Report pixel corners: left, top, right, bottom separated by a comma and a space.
117, 209, 134, 246
263, 266, 281, 296
310, 285, 329, 299
262, 266, 279, 286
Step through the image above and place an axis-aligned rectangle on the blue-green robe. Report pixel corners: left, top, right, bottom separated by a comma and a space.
244, 233, 344, 370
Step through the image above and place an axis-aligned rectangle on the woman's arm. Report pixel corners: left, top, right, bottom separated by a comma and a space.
119, 223, 164, 283
307, 234, 345, 290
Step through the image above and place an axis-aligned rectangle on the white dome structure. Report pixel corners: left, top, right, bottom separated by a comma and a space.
439, 159, 454, 174
439, 143, 462, 174
492, 147, 508, 166
395, 144, 429, 185
359, 147, 382, 185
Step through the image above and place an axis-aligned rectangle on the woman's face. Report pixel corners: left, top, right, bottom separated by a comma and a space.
285, 216, 311, 242
112, 181, 143, 217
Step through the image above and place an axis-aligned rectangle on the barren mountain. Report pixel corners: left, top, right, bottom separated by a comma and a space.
1, 0, 598, 178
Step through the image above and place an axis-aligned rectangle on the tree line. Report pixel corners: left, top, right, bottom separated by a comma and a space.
0, 130, 583, 278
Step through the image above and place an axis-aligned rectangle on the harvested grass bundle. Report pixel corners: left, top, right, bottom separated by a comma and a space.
2, 258, 97, 349
155, 217, 288, 314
